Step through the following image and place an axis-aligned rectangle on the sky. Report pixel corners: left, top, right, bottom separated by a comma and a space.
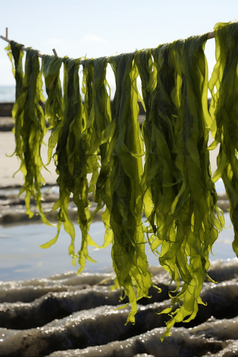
0, 0, 237, 87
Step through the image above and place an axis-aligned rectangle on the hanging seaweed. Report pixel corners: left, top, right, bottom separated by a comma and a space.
158, 35, 224, 338
136, 36, 224, 338
41, 57, 101, 272
136, 44, 178, 239
5, 41, 24, 99
88, 57, 115, 247
81, 58, 100, 198
4, 21, 238, 340
6, 43, 51, 225
5, 41, 25, 173
42, 55, 64, 164
209, 21, 238, 257
108, 53, 153, 323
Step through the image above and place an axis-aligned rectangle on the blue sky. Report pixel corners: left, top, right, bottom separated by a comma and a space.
0, 0, 237, 86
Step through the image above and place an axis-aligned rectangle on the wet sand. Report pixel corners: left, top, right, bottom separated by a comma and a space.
1, 260, 238, 357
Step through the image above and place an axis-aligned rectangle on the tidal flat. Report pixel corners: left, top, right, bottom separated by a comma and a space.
1, 260, 238, 356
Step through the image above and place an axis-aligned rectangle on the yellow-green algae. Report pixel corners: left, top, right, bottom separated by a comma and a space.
5, 21, 238, 339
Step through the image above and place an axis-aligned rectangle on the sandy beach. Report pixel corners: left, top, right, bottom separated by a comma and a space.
0, 130, 58, 188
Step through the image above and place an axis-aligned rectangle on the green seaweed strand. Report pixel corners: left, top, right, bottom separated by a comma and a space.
7, 44, 51, 225
86, 57, 115, 248
135, 49, 157, 229
209, 21, 238, 257
5, 41, 24, 99
109, 53, 152, 324
41, 57, 100, 272
137, 44, 178, 243
42, 55, 64, 165
136, 37, 224, 339
158, 35, 224, 339
5, 42, 25, 167
81, 59, 100, 199
74, 58, 101, 273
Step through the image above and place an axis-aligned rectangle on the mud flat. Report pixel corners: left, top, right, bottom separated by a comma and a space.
0, 260, 238, 356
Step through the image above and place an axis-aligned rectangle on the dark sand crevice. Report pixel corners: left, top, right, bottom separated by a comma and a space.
1, 280, 238, 331
0, 189, 104, 225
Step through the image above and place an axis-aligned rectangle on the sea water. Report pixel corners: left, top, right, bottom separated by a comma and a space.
0, 179, 236, 281
0, 219, 159, 281
0, 85, 47, 103
0, 209, 236, 282
0, 86, 15, 102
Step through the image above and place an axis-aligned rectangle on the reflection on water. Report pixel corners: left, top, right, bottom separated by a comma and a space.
0, 213, 236, 282
0, 221, 111, 281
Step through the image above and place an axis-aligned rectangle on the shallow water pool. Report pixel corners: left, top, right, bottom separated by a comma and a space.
0, 212, 236, 281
